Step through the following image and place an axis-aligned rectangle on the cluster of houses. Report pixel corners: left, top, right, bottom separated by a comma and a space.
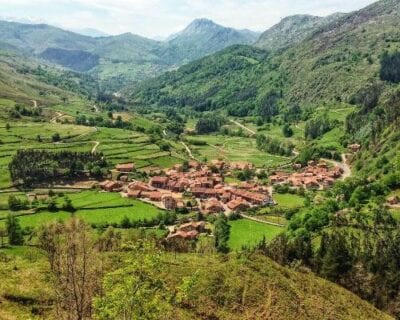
166, 221, 206, 240
131, 160, 273, 214
269, 160, 344, 190
100, 160, 273, 214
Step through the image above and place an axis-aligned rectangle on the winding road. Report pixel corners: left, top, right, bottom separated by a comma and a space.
323, 154, 352, 180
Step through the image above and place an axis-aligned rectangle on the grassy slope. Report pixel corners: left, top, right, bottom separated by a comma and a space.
0, 246, 392, 320
228, 219, 283, 250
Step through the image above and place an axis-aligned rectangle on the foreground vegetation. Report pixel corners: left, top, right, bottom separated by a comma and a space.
0, 219, 391, 320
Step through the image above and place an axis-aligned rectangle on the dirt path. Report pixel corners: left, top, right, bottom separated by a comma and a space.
91, 141, 100, 154
181, 141, 197, 160
229, 119, 256, 136
50, 112, 64, 123
240, 214, 286, 227
323, 153, 351, 180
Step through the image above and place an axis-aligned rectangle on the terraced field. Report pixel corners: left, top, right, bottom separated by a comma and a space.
0, 190, 164, 229
0, 114, 187, 189
186, 134, 290, 168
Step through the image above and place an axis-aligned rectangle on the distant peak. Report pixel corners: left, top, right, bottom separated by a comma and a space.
191, 18, 216, 25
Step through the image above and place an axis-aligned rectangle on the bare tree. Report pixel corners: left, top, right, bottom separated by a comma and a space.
38, 218, 102, 320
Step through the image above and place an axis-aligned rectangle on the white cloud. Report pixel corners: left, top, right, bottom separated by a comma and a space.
0, 0, 377, 38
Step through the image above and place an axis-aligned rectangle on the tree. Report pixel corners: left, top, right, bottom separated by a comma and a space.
8, 195, 23, 211
5, 123, 10, 130
282, 124, 294, 137
6, 214, 24, 245
62, 197, 75, 213
214, 215, 230, 253
52, 133, 61, 142
380, 51, 400, 83
47, 198, 58, 212
38, 218, 101, 320
94, 240, 173, 319
0, 227, 6, 247
257, 91, 280, 122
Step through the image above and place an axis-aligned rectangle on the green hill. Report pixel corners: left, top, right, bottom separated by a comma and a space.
0, 246, 392, 320
133, 0, 400, 111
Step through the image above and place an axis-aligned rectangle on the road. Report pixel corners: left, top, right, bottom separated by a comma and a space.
240, 214, 286, 227
181, 141, 197, 160
229, 119, 256, 136
323, 154, 352, 180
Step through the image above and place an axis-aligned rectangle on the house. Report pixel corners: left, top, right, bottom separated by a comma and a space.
293, 163, 302, 170
203, 198, 224, 214
348, 143, 361, 153
230, 162, 254, 171
148, 192, 162, 202
211, 160, 225, 170
128, 181, 155, 192
189, 161, 201, 170
127, 189, 142, 199
304, 178, 320, 189
99, 180, 123, 192
162, 194, 177, 210
179, 221, 206, 232
388, 195, 400, 205
150, 176, 169, 189
115, 163, 135, 172
227, 198, 250, 212
166, 230, 199, 241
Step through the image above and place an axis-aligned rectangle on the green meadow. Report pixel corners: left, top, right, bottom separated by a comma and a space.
228, 219, 284, 250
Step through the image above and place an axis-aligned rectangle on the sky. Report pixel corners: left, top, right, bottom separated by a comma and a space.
0, 0, 377, 39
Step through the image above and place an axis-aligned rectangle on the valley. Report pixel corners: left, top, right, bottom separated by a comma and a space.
1, 0, 400, 319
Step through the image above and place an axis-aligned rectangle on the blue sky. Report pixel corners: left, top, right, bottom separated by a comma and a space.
0, 0, 377, 39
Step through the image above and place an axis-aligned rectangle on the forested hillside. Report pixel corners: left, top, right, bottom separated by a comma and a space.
133, 0, 400, 113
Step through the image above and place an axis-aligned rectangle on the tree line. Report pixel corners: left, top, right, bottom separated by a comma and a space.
9, 150, 108, 186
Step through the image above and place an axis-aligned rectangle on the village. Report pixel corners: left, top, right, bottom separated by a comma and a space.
98, 158, 346, 240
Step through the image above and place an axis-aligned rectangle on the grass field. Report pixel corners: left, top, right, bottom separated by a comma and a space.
228, 219, 284, 250
273, 193, 306, 209
187, 134, 290, 168
0, 190, 164, 229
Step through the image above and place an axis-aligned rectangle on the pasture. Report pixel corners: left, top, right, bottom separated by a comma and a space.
273, 193, 306, 209
186, 134, 290, 168
228, 219, 284, 250
0, 190, 164, 229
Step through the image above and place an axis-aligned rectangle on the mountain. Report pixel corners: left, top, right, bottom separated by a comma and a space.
255, 13, 345, 51
0, 19, 260, 89
134, 0, 400, 111
159, 18, 260, 64
72, 27, 109, 38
